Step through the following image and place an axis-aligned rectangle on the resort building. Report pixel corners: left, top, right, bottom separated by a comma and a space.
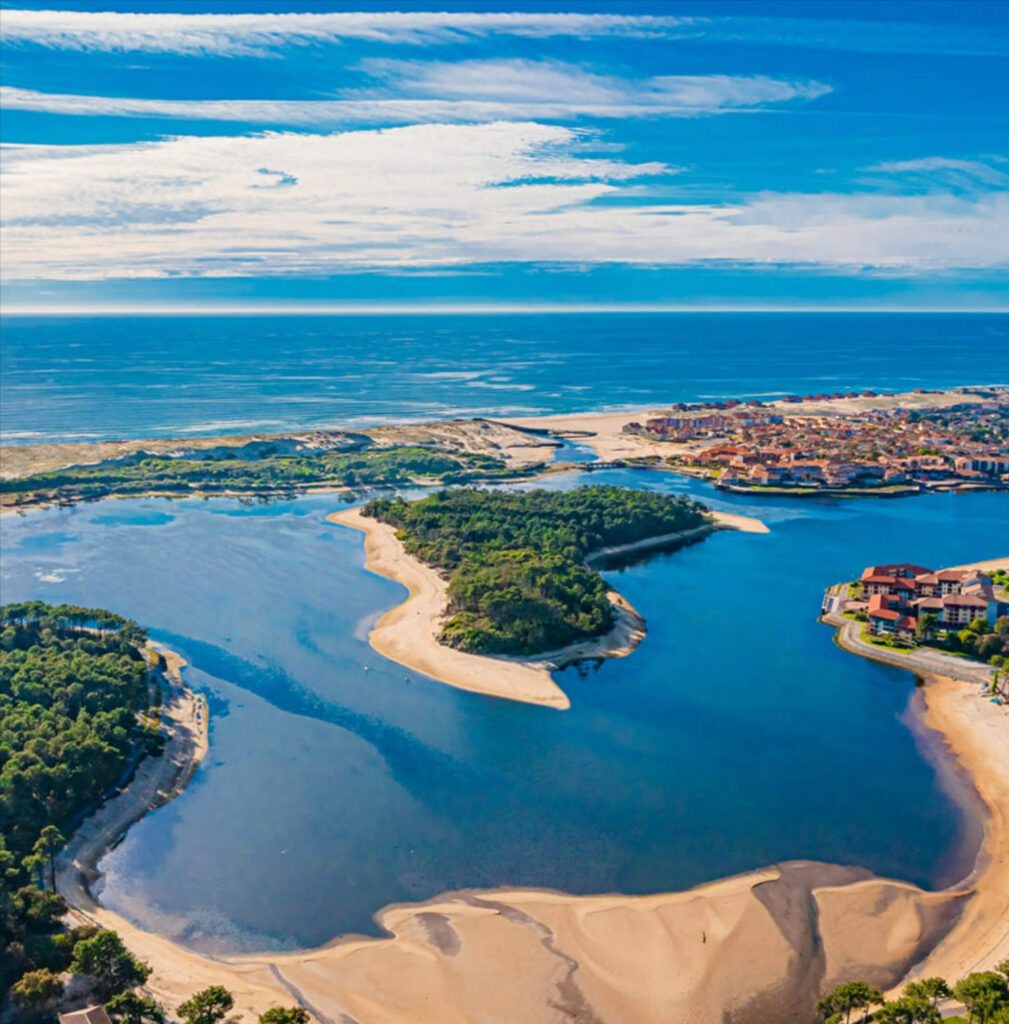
858, 564, 1009, 638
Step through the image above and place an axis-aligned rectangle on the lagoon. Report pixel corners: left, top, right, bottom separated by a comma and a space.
1, 473, 1002, 953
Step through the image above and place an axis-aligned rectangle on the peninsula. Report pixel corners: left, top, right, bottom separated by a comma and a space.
330, 485, 765, 708
503, 385, 1009, 496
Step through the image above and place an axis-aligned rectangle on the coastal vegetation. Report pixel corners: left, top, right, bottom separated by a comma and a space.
0, 603, 153, 1008
816, 962, 1009, 1023
0, 445, 536, 509
363, 485, 707, 655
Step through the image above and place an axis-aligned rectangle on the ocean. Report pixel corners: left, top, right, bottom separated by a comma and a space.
2, 311, 1007, 444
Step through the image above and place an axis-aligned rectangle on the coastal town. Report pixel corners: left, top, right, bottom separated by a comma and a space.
622, 387, 1009, 494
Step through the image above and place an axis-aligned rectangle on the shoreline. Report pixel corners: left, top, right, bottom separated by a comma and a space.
328, 506, 571, 709
56, 642, 209, 921
327, 506, 766, 709
46, 579, 1007, 1022
820, 611, 1009, 988
902, 675, 1009, 984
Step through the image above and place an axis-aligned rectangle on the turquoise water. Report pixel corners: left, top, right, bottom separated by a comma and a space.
2, 312, 1007, 444
1, 474, 1001, 953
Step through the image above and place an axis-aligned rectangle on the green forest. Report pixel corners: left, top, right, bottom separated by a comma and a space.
1, 602, 154, 1003
364, 485, 708, 655
1, 445, 534, 508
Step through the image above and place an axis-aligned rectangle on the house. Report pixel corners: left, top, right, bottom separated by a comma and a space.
939, 594, 992, 628
955, 456, 1009, 476
60, 1008, 113, 1024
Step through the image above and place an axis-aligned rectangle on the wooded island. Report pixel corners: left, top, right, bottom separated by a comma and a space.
363, 485, 707, 656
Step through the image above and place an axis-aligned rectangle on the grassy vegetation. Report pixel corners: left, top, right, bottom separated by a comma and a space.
364, 485, 708, 656
0, 445, 536, 508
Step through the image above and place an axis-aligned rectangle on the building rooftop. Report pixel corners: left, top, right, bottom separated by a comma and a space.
60, 1007, 113, 1024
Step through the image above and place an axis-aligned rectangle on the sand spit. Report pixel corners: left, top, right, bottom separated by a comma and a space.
327, 505, 764, 709
328, 506, 571, 709
709, 509, 770, 534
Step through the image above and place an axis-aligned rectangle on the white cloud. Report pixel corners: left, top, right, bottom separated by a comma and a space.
0, 8, 1004, 56
0, 67, 830, 126
1, 125, 1005, 280
0, 9, 696, 55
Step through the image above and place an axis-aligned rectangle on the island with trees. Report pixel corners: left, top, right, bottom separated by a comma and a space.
361, 485, 709, 656
331, 485, 726, 708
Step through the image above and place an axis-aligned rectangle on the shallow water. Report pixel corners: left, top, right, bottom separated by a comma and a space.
1, 473, 1002, 953
2, 311, 1007, 444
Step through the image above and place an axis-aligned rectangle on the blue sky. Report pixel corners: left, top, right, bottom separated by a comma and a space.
1, 0, 1007, 310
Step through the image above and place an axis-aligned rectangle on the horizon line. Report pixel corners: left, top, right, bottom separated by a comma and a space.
3, 303, 1009, 316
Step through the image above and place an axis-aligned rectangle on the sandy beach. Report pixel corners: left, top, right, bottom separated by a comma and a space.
328, 505, 766, 709
328, 506, 572, 708
948, 556, 1009, 574
57, 643, 208, 918
899, 674, 1009, 983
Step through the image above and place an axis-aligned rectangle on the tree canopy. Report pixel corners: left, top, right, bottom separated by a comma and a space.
1, 602, 152, 1003
365, 485, 708, 655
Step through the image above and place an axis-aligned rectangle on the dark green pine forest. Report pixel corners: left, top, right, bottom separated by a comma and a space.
1, 603, 155, 1001
364, 485, 708, 655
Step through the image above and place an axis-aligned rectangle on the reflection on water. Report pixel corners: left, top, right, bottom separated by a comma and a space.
0, 472, 1003, 953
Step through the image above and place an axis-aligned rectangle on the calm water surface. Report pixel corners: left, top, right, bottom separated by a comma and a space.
1, 474, 1002, 953
2, 312, 1007, 444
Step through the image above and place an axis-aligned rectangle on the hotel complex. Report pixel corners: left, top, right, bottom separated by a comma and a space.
855, 563, 1009, 642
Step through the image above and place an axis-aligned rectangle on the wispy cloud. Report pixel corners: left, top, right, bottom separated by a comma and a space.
861, 157, 1009, 192
2, 125, 1004, 280
0, 66, 830, 127
1, 8, 1004, 57
0, 9, 698, 55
